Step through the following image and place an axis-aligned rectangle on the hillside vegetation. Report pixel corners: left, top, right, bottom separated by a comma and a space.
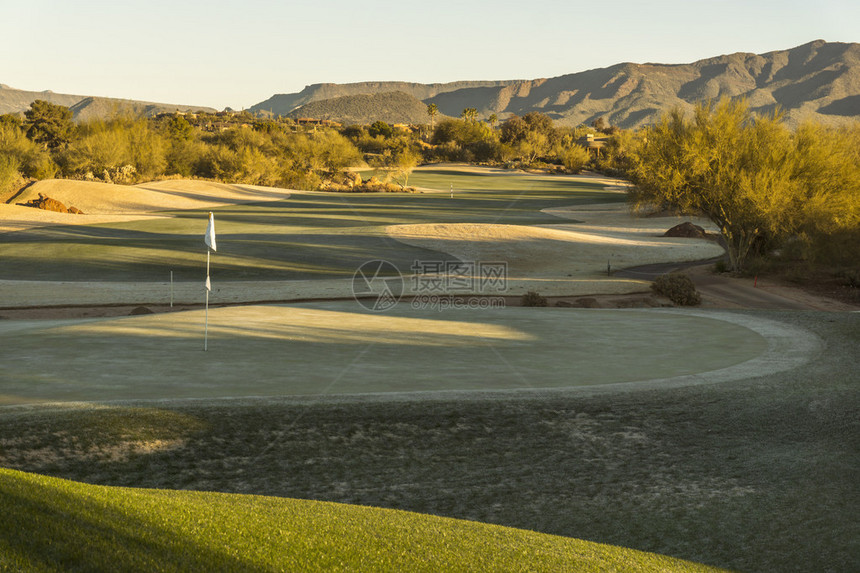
0, 468, 721, 572
287, 91, 443, 125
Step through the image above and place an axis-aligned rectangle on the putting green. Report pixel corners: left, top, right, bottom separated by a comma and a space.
0, 302, 788, 405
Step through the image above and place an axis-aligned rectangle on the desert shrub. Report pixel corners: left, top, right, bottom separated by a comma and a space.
0, 123, 57, 180
557, 143, 590, 172
368, 121, 393, 138
521, 291, 548, 307
651, 273, 701, 306
839, 269, 860, 288
0, 154, 24, 198
278, 169, 320, 191
165, 139, 208, 177
58, 118, 166, 182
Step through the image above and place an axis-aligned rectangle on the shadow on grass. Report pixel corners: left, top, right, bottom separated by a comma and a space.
0, 470, 255, 571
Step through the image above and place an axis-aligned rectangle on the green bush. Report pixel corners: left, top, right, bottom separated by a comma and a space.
521, 291, 548, 307
651, 273, 701, 306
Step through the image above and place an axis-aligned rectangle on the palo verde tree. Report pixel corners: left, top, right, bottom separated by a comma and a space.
630, 100, 771, 271
627, 98, 860, 272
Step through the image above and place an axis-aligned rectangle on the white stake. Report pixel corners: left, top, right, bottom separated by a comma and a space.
170, 270, 174, 308
204, 251, 210, 351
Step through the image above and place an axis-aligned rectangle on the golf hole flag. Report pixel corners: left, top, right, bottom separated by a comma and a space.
205, 212, 217, 252
204, 212, 216, 292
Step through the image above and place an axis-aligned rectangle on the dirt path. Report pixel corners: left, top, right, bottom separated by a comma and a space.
618, 260, 858, 311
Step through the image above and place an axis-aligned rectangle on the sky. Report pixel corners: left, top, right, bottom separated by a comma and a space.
1, 0, 857, 110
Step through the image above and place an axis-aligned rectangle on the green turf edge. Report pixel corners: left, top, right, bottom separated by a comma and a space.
0, 468, 726, 572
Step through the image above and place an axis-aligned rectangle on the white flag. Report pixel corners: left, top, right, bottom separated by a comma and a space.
205, 275, 211, 292
205, 212, 217, 251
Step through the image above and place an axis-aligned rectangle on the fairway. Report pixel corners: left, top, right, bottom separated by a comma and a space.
0, 169, 623, 283
0, 167, 724, 307
0, 301, 822, 405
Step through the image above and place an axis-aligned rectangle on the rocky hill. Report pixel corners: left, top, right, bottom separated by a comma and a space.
250, 80, 516, 118
285, 91, 446, 125
0, 85, 216, 121
252, 40, 860, 128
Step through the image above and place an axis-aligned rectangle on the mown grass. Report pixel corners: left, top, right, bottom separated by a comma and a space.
0, 468, 722, 572
0, 169, 622, 282
1, 312, 856, 573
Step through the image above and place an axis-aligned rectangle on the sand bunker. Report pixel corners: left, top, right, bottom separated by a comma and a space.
386, 203, 724, 295
1, 179, 292, 233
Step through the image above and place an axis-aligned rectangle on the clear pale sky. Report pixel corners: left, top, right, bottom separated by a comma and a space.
1, 0, 857, 110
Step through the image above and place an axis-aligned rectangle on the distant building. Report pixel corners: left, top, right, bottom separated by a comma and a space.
576, 134, 607, 158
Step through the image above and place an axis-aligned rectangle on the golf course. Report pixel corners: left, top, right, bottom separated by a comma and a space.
1, 166, 857, 572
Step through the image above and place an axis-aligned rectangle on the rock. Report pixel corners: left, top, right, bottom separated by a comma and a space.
18, 193, 73, 213
664, 222, 707, 238
130, 306, 154, 315
574, 297, 601, 308
555, 300, 574, 307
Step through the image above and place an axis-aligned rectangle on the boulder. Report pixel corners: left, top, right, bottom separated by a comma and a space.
19, 193, 68, 213
664, 222, 707, 238
129, 306, 154, 315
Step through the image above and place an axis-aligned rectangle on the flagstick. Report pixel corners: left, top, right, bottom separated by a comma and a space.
204, 249, 210, 352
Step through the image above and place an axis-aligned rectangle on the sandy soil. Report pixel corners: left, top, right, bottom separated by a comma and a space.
2, 179, 292, 233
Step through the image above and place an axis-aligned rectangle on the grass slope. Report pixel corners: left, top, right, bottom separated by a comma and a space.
0, 469, 721, 572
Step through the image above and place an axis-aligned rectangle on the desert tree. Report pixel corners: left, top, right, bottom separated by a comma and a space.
24, 100, 74, 149
630, 99, 805, 272
500, 115, 528, 144
426, 103, 438, 131
460, 107, 478, 123
368, 120, 393, 138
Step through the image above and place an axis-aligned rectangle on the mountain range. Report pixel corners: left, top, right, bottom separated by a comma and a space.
251, 40, 860, 128
0, 85, 215, 121
2, 40, 858, 129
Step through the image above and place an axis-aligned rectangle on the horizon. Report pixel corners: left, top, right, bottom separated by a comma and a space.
2, 1, 858, 110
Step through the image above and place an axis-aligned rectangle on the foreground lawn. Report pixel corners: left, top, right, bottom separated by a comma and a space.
1, 311, 854, 573
0, 469, 720, 572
